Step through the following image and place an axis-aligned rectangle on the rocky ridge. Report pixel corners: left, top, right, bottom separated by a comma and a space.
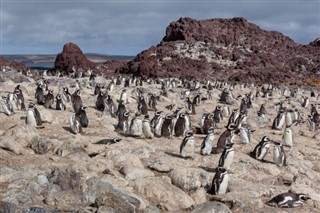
120, 17, 320, 85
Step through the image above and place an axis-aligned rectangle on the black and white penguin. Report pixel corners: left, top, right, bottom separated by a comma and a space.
35, 84, 45, 105
192, 93, 201, 106
96, 91, 107, 111
238, 123, 255, 144
130, 112, 143, 137
142, 115, 153, 139
26, 103, 42, 127
13, 85, 26, 110
55, 94, 66, 110
138, 96, 148, 115
273, 142, 287, 167
71, 90, 83, 113
94, 83, 103, 96
200, 127, 215, 155
1, 96, 14, 116
116, 111, 130, 133
272, 110, 286, 130
116, 100, 127, 120
95, 138, 122, 145
213, 105, 223, 123
180, 130, 195, 158
227, 108, 239, 127
174, 113, 186, 137
222, 105, 230, 118
104, 95, 116, 118
301, 96, 309, 108
250, 136, 271, 160
215, 123, 236, 154
282, 124, 293, 147
76, 106, 89, 128
258, 103, 267, 115
151, 111, 163, 136
161, 114, 174, 138
165, 104, 175, 111
266, 193, 311, 208
69, 113, 83, 134
107, 81, 115, 92
185, 97, 193, 114
208, 167, 229, 195
218, 142, 234, 170
148, 94, 157, 111
200, 113, 214, 134
44, 89, 54, 109
120, 89, 128, 104
62, 87, 72, 103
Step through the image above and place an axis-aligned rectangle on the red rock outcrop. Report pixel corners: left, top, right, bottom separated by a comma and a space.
50, 43, 97, 77
0, 56, 30, 71
120, 17, 320, 85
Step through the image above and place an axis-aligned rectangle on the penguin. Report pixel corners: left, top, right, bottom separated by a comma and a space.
207, 167, 229, 195
222, 105, 230, 118
142, 115, 153, 139
184, 112, 192, 134
239, 123, 255, 144
258, 103, 267, 115
161, 114, 174, 138
200, 127, 215, 155
138, 96, 148, 115
192, 93, 201, 106
62, 87, 72, 103
215, 123, 236, 154
250, 136, 271, 160
174, 113, 186, 137
124, 78, 130, 87
285, 110, 293, 126
227, 108, 239, 127
148, 94, 157, 111
116, 111, 130, 133
76, 106, 89, 128
1, 96, 14, 116
104, 95, 116, 118
55, 94, 66, 110
273, 142, 287, 167
151, 111, 163, 136
13, 85, 26, 110
35, 84, 45, 105
95, 138, 122, 145
94, 83, 102, 96
107, 81, 114, 92
120, 89, 128, 104
185, 97, 193, 114
44, 89, 54, 109
218, 142, 234, 170
301, 96, 309, 108
130, 112, 143, 137
96, 91, 107, 111
272, 111, 286, 130
71, 90, 83, 113
282, 124, 293, 147
266, 193, 311, 208
116, 100, 127, 120
69, 113, 83, 134
200, 113, 214, 134
213, 105, 223, 123
179, 130, 195, 158
165, 104, 175, 111
26, 104, 42, 127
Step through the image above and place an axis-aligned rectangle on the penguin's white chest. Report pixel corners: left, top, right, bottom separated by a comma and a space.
181, 139, 195, 157
218, 174, 229, 194
131, 119, 142, 136
283, 128, 293, 147
240, 128, 249, 144
26, 110, 37, 127
258, 144, 270, 160
201, 134, 215, 155
142, 121, 153, 138
223, 151, 234, 170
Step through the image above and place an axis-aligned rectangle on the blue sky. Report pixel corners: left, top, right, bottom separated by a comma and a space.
2, 0, 319, 55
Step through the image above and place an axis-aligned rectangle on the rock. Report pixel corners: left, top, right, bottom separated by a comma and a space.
50, 42, 97, 77
22, 206, 46, 213
190, 188, 207, 205
48, 167, 81, 191
0, 136, 23, 154
37, 175, 49, 186
256, 163, 281, 176
119, 166, 155, 180
4, 124, 38, 146
134, 176, 195, 211
0, 201, 17, 213
83, 177, 146, 212
54, 136, 85, 157
45, 190, 87, 208
191, 201, 231, 213
147, 160, 171, 172
110, 154, 144, 169
37, 106, 53, 124
168, 168, 208, 191
30, 137, 56, 154
140, 205, 161, 213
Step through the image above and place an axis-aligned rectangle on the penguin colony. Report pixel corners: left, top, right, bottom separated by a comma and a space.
1, 75, 319, 210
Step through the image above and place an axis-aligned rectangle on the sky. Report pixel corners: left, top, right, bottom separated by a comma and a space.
1, 0, 320, 56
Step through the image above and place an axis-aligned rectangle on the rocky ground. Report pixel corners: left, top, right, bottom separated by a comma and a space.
0, 75, 320, 213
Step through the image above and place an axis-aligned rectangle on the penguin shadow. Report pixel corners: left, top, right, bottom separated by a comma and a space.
164, 151, 185, 159
246, 152, 274, 164
62, 126, 73, 134
20, 116, 26, 120
199, 166, 217, 173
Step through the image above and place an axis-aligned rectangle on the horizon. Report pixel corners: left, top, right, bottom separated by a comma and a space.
2, 1, 319, 55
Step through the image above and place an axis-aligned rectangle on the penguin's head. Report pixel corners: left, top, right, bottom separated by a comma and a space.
186, 130, 193, 137
216, 167, 227, 174
57, 94, 61, 99
273, 141, 281, 146
208, 126, 215, 133
123, 111, 130, 117
179, 113, 185, 118
262, 136, 270, 142
81, 106, 87, 111
144, 114, 149, 119
299, 194, 311, 202
155, 111, 162, 116
113, 138, 122, 143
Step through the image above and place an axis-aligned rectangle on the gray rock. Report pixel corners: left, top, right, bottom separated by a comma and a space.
134, 176, 195, 211
31, 137, 55, 154
37, 175, 49, 186
83, 177, 146, 212
119, 166, 155, 180
191, 201, 231, 213
4, 124, 38, 145
0, 201, 17, 213
140, 205, 161, 213
0, 136, 23, 154
48, 167, 81, 191
45, 190, 87, 207
169, 168, 208, 191
22, 206, 46, 213
147, 160, 171, 172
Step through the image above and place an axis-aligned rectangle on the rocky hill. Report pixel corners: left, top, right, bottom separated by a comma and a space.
120, 17, 320, 85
